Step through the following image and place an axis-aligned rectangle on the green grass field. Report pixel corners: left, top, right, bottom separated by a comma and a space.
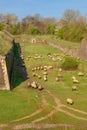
0, 39, 87, 129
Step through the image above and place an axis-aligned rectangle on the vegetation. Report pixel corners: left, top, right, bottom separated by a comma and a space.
28, 26, 41, 35
0, 9, 87, 43
57, 9, 87, 42
61, 55, 79, 70
0, 23, 4, 31
0, 40, 87, 129
0, 9, 87, 129
0, 31, 13, 55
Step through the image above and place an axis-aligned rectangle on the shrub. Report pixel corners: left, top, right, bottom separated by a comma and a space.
29, 26, 41, 35
61, 55, 79, 70
0, 23, 4, 31
46, 24, 56, 35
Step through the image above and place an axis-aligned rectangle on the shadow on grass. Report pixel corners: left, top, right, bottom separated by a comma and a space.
11, 42, 28, 88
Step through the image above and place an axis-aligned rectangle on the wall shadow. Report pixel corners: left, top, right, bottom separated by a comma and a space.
11, 42, 28, 88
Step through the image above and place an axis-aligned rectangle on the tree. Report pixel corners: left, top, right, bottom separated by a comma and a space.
28, 26, 41, 35
62, 9, 80, 22
46, 24, 56, 34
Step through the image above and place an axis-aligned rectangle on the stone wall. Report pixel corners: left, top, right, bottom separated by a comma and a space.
0, 55, 10, 90
5, 46, 14, 88
0, 41, 14, 90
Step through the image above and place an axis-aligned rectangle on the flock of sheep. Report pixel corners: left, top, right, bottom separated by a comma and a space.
21, 51, 86, 105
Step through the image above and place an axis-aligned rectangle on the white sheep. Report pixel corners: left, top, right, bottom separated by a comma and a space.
56, 77, 60, 82
72, 86, 77, 91
38, 85, 43, 91
31, 81, 38, 89
66, 98, 74, 105
78, 72, 84, 76
73, 79, 79, 83
72, 76, 76, 80
43, 75, 47, 81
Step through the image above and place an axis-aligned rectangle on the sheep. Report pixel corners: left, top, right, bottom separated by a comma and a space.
73, 79, 79, 83
43, 71, 48, 75
38, 85, 43, 91
43, 75, 47, 81
47, 65, 53, 70
59, 68, 62, 72
31, 81, 38, 89
72, 76, 76, 80
56, 77, 60, 82
78, 72, 84, 76
38, 75, 42, 79
66, 98, 74, 105
27, 82, 31, 87
72, 86, 77, 91
32, 73, 37, 77
40, 66, 44, 70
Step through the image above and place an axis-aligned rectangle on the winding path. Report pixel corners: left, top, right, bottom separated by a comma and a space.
0, 88, 87, 129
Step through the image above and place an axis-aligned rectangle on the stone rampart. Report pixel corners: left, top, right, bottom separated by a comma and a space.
0, 41, 14, 90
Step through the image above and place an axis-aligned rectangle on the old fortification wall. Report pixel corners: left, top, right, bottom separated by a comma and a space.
0, 41, 14, 90
0, 55, 10, 90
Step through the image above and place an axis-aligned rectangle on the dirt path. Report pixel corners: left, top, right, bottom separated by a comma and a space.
10, 95, 48, 123
0, 89, 87, 130
31, 110, 56, 123
45, 89, 87, 121
10, 88, 87, 125
13, 123, 74, 130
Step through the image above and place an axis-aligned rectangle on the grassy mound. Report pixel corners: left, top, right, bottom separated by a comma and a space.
0, 30, 13, 55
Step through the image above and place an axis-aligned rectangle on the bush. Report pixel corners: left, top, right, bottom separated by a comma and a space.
61, 56, 79, 70
0, 23, 4, 31
46, 24, 56, 35
29, 26, 41, 35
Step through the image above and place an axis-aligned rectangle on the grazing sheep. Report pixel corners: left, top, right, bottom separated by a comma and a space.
73, 79, 79, 83
38, 85, 43, 91
40, 66, 43, 70
72, 76, 76, 80
43, 75, 47, 81
66, 98, 74, 105
43, 71, 48, 75
56, 77, 60, 82
48, 65, 53, 70
27, 82, 31, 87
32, 68, 36, 72
59, 68, 62, 72
31, 81, 38, 89
72, 86, 77, 91
78, 72, 84, 76
38, 75, 42, 79
32, 73, 37, 77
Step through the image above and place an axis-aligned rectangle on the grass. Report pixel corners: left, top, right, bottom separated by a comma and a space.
0, 36, 87, 130
0, 31, 13, 55
15, 34, 80, 49
0, 89, 37, 123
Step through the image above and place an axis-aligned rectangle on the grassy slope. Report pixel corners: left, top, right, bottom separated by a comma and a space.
17, 42, 87, 124
21, 42, 87, 110
0, 37, 87, 127
0, 30, 13, 55
15, 34, 80, 49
